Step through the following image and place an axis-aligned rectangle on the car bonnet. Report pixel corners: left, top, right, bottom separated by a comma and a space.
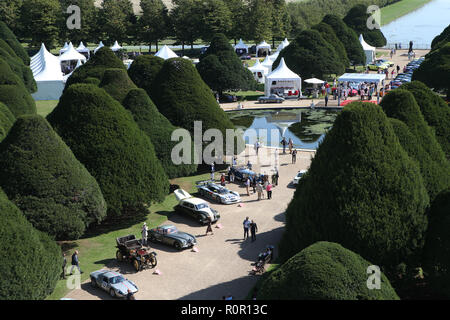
112, 280, 137, 294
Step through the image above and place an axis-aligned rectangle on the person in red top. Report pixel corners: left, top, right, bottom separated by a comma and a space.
266, 183, 272, 199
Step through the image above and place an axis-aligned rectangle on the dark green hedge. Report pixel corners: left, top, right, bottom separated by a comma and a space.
381, 90, 450, 200
431, 24, 450, 51
0, 58, 36, 117
322, 14, 366, 65
278, 102, 429, 269
0, 189, 61, 300
0, 102, 15, 142
99, 68, 137, 103
0, 21, 30, 65
47, 84, 169, 217
123, 88, 197, 178
400, 81, 450, 159
0, 115, 107, 240
257, 242, 399, 300
312, 22, 350, 68
127, 55, 165, 99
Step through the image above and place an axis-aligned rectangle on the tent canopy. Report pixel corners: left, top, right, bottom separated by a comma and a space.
31, 43, 64, 81
94, 41, 104, 54
155, 45, 178, 60
261, 55, 274, 71
234, 39, 248, 50
111, 41, 122, 52
76, 42, 89, 53
338, 73, 385, 83
59, 42, 69, 55
266, 58, 301, 81
359, 34, 376, 65
276, 38, 290, 52
59, 43, 87, 62
359, 34, 375, 51
265, 58, 301, 96
248, 59, 267, 73
256, 40, 271, 57
269, 51, 279, 61
304, 78, 325, 84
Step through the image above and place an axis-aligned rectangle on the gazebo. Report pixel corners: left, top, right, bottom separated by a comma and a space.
111, 41, 122, 52
261, 55, 274, 72
265, 58, 301, 98
234, 39, 249, 55
59, 42, 69, 55
268, 51, 279, 62
76, 42, 90, 60
155, 45, 178, 60
59, 42, 87, 75
30, 44, 64, 100
337, 73, 386, 105
248, 59, 268, 83
94, 41, 105, 54
256, 40, 271, 57
276, 38, 290, 52
359, 34, 376, 65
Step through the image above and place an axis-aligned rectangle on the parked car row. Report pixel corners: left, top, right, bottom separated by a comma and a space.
391, 57, 424, 89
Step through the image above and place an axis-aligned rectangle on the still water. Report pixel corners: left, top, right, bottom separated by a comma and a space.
381, 0, 450, 48
227, 109, 338, 150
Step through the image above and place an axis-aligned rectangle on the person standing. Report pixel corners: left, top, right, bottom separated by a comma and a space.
288, 138, 293, 154
232, 156, 237, 167
243, 217, 251, 240
256, 182, 263, 200
247, 160, 252, 170
266, 183, 272, 199
62, 252, 67, 279
126, 289, 136, 300
245, 177, 251, 196
70, 250, 83, 275
142, 222, 148, 247
206, 217, 214, 235
250, 220, 258, 242
396, 65, 400, 74
220, 173, 226, 186
325, 94, 328, 107
280, 137, 287, 154
292, 149, 297, 164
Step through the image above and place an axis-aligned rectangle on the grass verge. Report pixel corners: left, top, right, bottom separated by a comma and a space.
36, 100, 59, 117
380, 0, 432, 26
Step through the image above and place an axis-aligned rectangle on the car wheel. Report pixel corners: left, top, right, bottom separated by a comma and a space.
133, 259, 140, 272
116, 250, 123, 262
148, 235, 156, 243
174, 242, 182, 251
150, 255, 157, 268
110, 289, 116, 298
90, 278, 96, 288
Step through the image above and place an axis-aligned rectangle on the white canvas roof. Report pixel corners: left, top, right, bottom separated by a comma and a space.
94, 41, 105, 54
76, 42, 89, 53
248, 59, 268, 74
276, 38, 290, 52
304, 78, 325, 84
269, 51, 279, 61
59, 42, 69, 55
338, 73, 385, 83
234, 39, 248, 50
59, 43, 87, 62
359, 34, 375, 51
266, 58, 301, 81
111, 41, 122, 52
30, 43, 63, 81
282, 38, 290, 46
261, 55, 274, 70
155, 45, 178, 60
256, 40, 271, 49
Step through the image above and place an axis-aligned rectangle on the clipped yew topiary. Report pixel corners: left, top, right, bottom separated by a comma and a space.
322, 14, 366, 66
257, 242, 399, 300
279, 102, 429, 268
273, 30, 345, 80
0, 58, 36, 117
47, 84, 169, 216
0, 39, 36, 93
311, 22, 350, 68
65, 47, 126, 90
0, 189, 61, 300
0, 21, 30, 65
127, 55, 165, 99
423, 188, 450, 298
122, 88, 197, 178
0, 115, 107, 240
381, 90, 450, 200
99, 68, 137, 103
0, 102, 15, 142
431, 24, 450, 51
343, 4, 387, 47
401, 81, 450, 158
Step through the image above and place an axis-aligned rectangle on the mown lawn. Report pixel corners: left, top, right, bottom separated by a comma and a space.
46, 172, 211, 300
36, 100, 59, 117
380, 0, 432, 26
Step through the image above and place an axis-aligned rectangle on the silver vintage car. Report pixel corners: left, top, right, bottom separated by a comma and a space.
90, 269, 138, 299
196, 181, 241, 204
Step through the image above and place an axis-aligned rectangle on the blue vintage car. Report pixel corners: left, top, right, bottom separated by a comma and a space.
90, 270, 138, 299
229, 167, 257, 182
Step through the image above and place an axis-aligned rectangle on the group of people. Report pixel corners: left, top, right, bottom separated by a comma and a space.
243, 217, 258, 242
61, 250, 84, 280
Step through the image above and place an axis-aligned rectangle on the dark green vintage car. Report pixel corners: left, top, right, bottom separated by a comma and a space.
148, 225, 196, 250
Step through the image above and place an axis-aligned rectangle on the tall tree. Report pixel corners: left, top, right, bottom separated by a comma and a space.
248, 0, 273, 43
225, 0, 248, 44
271, 0, 291, 44
199, 0, 232, 43
170, 0, 203, 50
0, 0, 24, 35
98, 0, 135, 44
137, 0, 170, 51
20, 0, 62, 49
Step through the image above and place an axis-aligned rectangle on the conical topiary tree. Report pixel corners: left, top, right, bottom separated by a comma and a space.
0, 39, 36, 93
343, 4, 387, 47
127, 55, 165, 99
322, 14, 365, 66
273, 29, 345, 79
0, 57, 36, 117
381, 90, 450, 200
257, 242, 399, 300
65, 47, 126, 90
0, 21, 30, 65
0, 102, 15, 142
311, 22, 350, 69
431, 23, 450, 51
0, 189, 61, 300
99, 68, 137, 103
279, 102, 429, 269
122, 88, 198, 178
0, 115, 107, 240
47, 84, 169, 216
401, 81, 450, 159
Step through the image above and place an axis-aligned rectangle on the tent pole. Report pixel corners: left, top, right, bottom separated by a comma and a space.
338, 81, 340, 107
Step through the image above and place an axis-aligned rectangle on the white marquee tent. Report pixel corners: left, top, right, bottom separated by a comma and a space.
59, 43, 87, 63
94, 41, 105, 54
155, 45, 178, 60
359, 34, 376, 65
30, 43, 64, 100
256, 40, 271, 57
248, 59, 269, 83
261, 55, 274, 72
111, 41, 122, 52
268, 51, 279, 62
59, 42, 69, 55
276, 38, 290, 52
76, 42, 90, 59
265, 58, 301, 97
234, 39, 249, 55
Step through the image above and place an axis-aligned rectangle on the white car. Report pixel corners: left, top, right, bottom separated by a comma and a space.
292, 170, 307, 185
174, 189, 220, 224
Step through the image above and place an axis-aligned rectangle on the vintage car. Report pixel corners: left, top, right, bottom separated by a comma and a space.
196, 181, 241, 204
90, 269, 138, 299
174, 189, 220, 224
148, 225, 196, 250
258, 94, 285, 104
229, 167, 257, 182
292, 170, 307, 185
367, 61, 389, 71
375, 59, 394, 67
115, 235, 157, 271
